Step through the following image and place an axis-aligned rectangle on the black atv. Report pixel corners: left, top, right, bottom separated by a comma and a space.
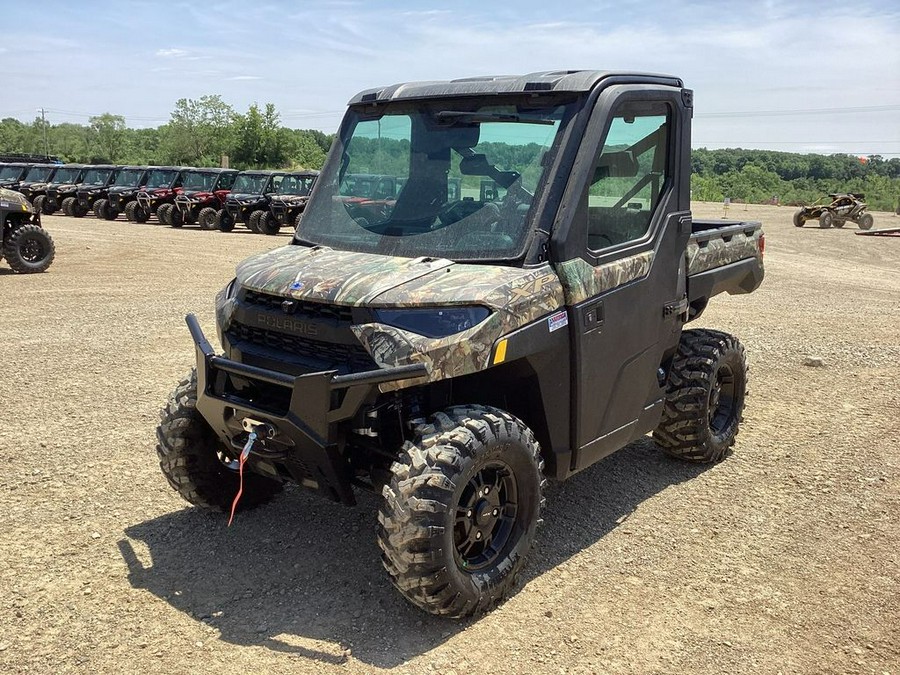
16, 164, 60, 204
103, 166, 151, 220
0, 163, 32, 191
72, 165, 122, 218
263, 170, 319, 234
39, 164, 89, 215
130, 167, 186, 223
217, 170, 288, 233
1, 188, 55, 273
162, 168, 238, 229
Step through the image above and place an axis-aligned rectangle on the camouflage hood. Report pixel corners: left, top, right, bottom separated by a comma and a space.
234, 245, 566, 388
236, 244, 564, 312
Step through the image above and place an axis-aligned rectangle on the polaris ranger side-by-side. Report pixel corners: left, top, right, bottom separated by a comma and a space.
157, 71, 765, 618
217, 170, 288, 233
0, 163, 31, 190
263, 170, 319, 234
69, 165, 121, 217
1, 188, 55, 273
38, 164, 88, 215
16, 164, 59, 204
103, 166, 151, 220
164, 168, 238, 229
130, 167, 186, 223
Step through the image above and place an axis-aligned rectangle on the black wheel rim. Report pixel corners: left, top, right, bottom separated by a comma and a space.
21, 236, 46, 263
453, 461, 518, 572
708, 364, 737, 435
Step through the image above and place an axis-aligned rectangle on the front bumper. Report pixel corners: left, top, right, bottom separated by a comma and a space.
187, 314, 426, 504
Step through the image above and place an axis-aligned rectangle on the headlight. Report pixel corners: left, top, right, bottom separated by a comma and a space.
373, 306, 490, 339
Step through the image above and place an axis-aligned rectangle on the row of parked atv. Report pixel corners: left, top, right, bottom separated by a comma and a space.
0, 162, 318, 235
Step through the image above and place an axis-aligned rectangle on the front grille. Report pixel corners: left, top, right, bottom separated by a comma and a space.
227, 322, 377, 372
243, 290, 354, 322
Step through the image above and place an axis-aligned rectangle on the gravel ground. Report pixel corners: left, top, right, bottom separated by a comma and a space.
0, 204, 898, 674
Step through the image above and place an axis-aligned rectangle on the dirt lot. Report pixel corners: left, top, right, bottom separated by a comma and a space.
1, 204, 898, 674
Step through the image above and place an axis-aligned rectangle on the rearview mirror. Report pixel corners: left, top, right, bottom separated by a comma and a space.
593, 150, 638, 180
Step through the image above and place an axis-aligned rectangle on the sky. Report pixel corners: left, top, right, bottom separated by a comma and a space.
1, 0, 898, 156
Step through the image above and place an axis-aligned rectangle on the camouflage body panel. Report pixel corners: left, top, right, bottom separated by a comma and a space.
554, 251, 654, 305
0, 187, 33, 213
686, 229, 763, 275
233, 245, 565, 389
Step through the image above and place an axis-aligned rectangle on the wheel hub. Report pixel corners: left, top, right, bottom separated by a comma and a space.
454, 463, 518, 571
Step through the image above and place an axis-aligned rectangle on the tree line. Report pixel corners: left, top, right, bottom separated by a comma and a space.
2, 98, 898, 210
691, 148, 900, 211
0, 95, 332, 171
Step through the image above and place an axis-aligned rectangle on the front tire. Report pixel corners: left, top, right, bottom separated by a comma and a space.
378, 406, 545, 618
258, 212, 280, 235
134, 204, 150, 223
124, 201, 138, 222
216, 209, 235, 232
156, 370, 282, 511
62, 196, 76, 216
858, 212, 874, 230
157, 203, 173, 225
168, 205, 184, 228
2, 224, 55, 273
654, 329, 747, 463
93, 198, 109, 220
197, 207, 218, 230
33, 195, 46, 214
248, 209, 263, 233
793, 210, 805, 227
819, 211, 833, 228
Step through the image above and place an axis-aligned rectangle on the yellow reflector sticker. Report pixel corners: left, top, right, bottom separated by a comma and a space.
493, 339, 508, 365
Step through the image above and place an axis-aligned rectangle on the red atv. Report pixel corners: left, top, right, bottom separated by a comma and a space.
129, 167, 187, 223
161, 168, 238, 229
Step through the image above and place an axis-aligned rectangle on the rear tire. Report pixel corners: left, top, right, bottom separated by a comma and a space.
33, 195, 46, 214
792, 210, 805, 227
653, 329, 747, 463
198, 207, 218, 230
819, 211, 833, 228
378, 406, 545, 618
2, 224, 55, 273
216, 209, 235, 232
258, 212, 280, 235
858, 213, 874, 230
294, 212, 304, 228
156, 370, 283, 511
124, 201, 138, 222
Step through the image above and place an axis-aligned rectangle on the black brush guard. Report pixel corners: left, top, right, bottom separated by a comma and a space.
187, 314, 426, 505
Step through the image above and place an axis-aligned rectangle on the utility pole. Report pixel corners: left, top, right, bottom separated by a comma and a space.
37, 108, 49, 157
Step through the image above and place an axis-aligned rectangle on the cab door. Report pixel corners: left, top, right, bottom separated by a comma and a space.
553, 87, 692, 472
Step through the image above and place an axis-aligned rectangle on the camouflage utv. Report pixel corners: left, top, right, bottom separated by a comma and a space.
0, 188, 55, 273
794, 193, 874, 230
157, 70, 765, 619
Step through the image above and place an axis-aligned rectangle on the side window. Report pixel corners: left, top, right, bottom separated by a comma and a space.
220, 173, 236, 190
268, 175, 283, 193
586, 102, 670, 251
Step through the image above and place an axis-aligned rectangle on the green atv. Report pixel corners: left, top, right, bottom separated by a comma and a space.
0, 188, 55, 273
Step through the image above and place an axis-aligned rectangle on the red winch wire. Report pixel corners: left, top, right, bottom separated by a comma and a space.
227, 451, 249, 527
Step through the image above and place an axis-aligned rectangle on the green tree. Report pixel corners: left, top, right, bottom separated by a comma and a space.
88, 113, 126, 162
159, 95, 235, 165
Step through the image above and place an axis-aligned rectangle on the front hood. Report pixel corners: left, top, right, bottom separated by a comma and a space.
0, 188, 34, 212
234, 245, 565, 384
228, 193, 263, 202
49, 183, 78, 192
109, 187, 137, 195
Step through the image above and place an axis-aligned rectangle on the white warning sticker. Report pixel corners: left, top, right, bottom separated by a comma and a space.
548, 310, 568, 333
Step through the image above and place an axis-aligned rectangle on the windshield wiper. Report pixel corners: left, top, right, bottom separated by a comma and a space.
434, 111, 554, 125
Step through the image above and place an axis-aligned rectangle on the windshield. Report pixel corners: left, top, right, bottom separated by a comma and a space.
52, 168, 81, 184
296, 98, 575, 261
276, 175, 316, 196
232, 174, 270, 194
0, 166, 25, 180
146, 169, 177, 189
113, 169, 145, 187
182, 171, 216, 191
24, 166, 54, 182
82, 169, 113, 185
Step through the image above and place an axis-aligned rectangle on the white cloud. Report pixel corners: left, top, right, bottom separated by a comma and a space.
226, 75, 261, 81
